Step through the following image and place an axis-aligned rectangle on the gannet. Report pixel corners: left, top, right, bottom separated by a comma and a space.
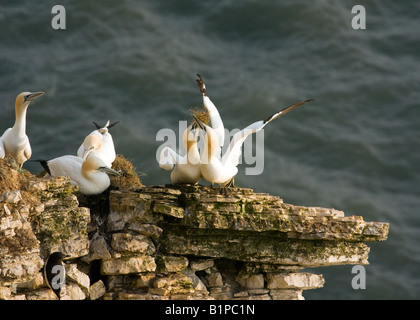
1, 91, 44, 168
158, 124, 201, 184
196, 74, 225, 156
39, 155, 120, 195
77, 120, 118, 167
193, 99, 313, 187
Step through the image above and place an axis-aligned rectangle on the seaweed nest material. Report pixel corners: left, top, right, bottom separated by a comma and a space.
110, 154, 143, 191
189, 106, 210, 126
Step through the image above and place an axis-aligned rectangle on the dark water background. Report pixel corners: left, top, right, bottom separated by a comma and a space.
1, 0, 419, 299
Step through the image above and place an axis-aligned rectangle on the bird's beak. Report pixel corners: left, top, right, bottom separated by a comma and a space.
192, 128, 200, 139
82, 147, 95, 160
191, 114, 206, 132
24, 91, 44, 102
98, 166, 121, 176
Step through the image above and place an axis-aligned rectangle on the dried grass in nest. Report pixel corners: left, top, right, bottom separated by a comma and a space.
110, 154, 143, 191
189, 106, 210, 126
0, 156, 41, 206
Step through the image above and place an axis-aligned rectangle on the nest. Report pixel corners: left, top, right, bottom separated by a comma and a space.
189, 106, 210, 126
109, 154, 143, 191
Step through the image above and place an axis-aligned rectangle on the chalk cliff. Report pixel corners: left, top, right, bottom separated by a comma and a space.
0, 157, 389, 300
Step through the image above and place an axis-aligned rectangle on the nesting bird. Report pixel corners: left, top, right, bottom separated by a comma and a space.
193, 99, 313, 187
77, 120, 118, 168
0, 91, 44, 169
39, 155, 120, 195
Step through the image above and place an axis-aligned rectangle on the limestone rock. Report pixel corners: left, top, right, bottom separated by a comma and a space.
107, 192, 159, 232
134, 273, 156, 288
89, 280, 106, 300
26, 176, 90, 259
190, 259, 214, 272
206, 272, 223, 288
0, 251, 43, 286
66, 264, 90, 295
15, 272, 44, 290
153, 200, 185, 218
61, 282, 86, 300
236, 274, 265, 289
266, 272, 325, 290
270, 289, 304, 300
0, 156, 389, 301
128, 223, 163, 238
151, 273, 194, 296
81, 233, 111, 262
25, 288, 58, 300
8, 294, 26, 300
111, 233, 155, 255
101, 256, 156, 275
156, 255, 189, 273
1, 190, 22, 204
0, 286, 11, 300
159, 226, 372, 267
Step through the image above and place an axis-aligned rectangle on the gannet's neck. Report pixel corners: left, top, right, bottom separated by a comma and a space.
13, 101, 29, 136
186, 140, 200, 165
81, 158, 98, 180
202, 126, 219, 163
183, 127, 200, 165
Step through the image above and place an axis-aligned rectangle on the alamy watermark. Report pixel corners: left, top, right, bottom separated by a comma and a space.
351, 265, 366, 290
51, 5, 66, 30
51, 4, 366, 31
50, 264, 66, 290
351, 5, 366, 30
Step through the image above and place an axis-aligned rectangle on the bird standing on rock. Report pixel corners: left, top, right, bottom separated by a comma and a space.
192, 99, 313, 187
159, 122, 202, 185
0, 91, 44, 169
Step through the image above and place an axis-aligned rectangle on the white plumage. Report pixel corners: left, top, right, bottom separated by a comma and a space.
42, 155, 120, 195
158, 125, 201, 184
196, 74, 225, 156
77, 120, 118, 168
1, 91, 44, 168
193, 99, 313, 187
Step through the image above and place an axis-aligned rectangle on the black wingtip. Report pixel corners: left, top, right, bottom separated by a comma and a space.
263, 99, 314, 124
92, 121, 101, 130
39, 160, 51, 176
29, 159, 51, 175
196, 74, 207, 96
107, 121, 120, 129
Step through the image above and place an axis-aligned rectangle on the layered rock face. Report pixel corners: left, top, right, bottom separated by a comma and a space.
102, 186, 387, 300
0, 162, 389, 300
0, 176, 90, 300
